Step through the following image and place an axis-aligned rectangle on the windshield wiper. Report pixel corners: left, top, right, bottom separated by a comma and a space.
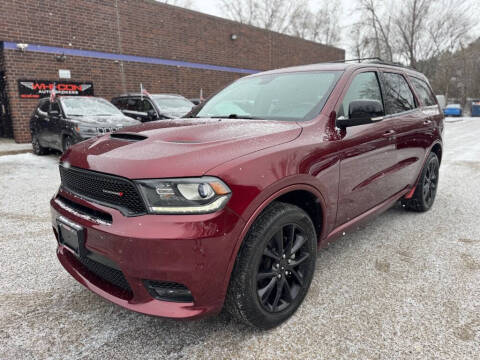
214, 114, 259, 119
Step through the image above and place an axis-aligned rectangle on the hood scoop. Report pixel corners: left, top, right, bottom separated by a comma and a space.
110, 132, 148, 142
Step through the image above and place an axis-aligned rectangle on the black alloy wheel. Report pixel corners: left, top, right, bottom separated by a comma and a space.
257, 223, 310, 313
225, 202, 317, 329
422, 158, 439, 208
403, 152, 440, 212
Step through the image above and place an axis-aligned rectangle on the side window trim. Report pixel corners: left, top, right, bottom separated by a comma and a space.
379, 70, 419, 116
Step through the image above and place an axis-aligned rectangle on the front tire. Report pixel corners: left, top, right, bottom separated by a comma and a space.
403, 152, 440, 212
62, 136, 73, 153
31, 133, 48, 155
225, 202, 317, 329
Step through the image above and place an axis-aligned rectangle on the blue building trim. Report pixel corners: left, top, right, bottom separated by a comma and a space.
3, 41, 260, 75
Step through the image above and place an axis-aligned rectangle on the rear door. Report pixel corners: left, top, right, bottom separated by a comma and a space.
335, 69, 399, 226
380, 71, 428, 189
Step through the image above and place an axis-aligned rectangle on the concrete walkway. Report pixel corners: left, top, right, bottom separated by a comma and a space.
0, 137, 32, 156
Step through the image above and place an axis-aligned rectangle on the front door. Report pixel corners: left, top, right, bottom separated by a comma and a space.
335, 70, 399, 226
47, 100, 64, 149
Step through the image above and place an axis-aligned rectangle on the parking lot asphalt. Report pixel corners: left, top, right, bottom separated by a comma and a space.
1, 118, 479, 360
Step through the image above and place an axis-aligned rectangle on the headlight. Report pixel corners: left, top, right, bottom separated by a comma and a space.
135, 177, 231, 214
75, 125, 98, 136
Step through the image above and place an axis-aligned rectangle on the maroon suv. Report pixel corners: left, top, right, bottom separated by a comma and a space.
51, 62, 443, 329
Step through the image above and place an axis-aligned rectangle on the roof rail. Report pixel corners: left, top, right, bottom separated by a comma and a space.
329, 57, 413, 69
330, 57, 384, 63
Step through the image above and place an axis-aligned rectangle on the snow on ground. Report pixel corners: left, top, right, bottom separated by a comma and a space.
0, 119, 479, 359
0, 138, 32, 154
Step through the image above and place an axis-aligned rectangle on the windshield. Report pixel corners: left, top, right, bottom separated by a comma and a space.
61, 97, 123, 117
195, 71, 342, 121
152, 96, 194, 116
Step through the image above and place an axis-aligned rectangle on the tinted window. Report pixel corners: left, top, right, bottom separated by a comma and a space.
111, 98, 126, 109
139, 99, 155, 112
126, 98, 140, 111
383, 73, 416, 114
196, 71, 342, 121
51, 102, 60, 113
38, 101, 49, 113
339, 72, 383, 119
410, 77, 437, 107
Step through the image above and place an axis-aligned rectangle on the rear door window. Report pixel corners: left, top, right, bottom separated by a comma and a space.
38, 101, 49, 115
111, 98, 126, 109
382, 72, 416, 115
339, 72, 384, 119
410, 77, 437, 107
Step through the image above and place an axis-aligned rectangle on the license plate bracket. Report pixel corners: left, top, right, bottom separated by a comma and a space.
57, 216, 86, 257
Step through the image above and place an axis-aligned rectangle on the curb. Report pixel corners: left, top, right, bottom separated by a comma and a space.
0, 149, 33, 157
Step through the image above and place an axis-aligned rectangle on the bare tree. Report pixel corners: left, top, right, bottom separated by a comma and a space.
219, 0, 308, 34
352, 0, 475, 68
290, 0, 342, 45
354, 0, 395, 61
218, 0, 341, 46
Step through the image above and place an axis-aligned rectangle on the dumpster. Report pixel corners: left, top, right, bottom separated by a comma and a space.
472, 102, 480, 117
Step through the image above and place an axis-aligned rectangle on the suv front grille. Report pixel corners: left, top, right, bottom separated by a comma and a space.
59, 165, 146, 216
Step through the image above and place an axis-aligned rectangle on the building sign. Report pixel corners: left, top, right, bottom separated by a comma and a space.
17, 80, 94, 99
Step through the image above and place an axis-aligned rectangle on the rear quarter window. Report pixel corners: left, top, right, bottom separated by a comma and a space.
383, 72, 416, 115
410, 77, 437, 107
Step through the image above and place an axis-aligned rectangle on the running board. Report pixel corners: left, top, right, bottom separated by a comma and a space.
324, 187, 410, 245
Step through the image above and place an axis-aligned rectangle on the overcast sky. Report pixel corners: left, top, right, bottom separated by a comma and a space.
187, 0, 479, 55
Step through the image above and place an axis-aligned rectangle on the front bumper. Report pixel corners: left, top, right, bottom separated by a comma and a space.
51, 189, 244, 319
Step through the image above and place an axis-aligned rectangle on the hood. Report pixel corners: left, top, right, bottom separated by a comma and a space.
69, 115, 140, 127
64, 118, 302, 179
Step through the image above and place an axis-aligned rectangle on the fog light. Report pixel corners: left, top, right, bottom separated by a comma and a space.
144, 280, 193, 303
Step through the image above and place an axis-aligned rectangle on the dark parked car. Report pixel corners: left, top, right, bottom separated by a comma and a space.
111, 93, 194, 122
51, 62, 443, 329
30, 96, 140, 154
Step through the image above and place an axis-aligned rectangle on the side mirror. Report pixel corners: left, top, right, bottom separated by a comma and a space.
337, 100, 384, 128
48, 110, 60, 118
147, 109, 157, 120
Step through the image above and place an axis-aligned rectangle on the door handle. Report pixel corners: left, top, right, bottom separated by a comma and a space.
423, 119, 432, 125
383, 129, 396, 137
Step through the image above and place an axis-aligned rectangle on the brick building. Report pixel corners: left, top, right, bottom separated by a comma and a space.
0, 0, 344, 143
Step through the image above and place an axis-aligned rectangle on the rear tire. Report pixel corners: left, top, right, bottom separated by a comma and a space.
31, 133, 48, 155
225, 202, 317, 329
403, 152, 440, 212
